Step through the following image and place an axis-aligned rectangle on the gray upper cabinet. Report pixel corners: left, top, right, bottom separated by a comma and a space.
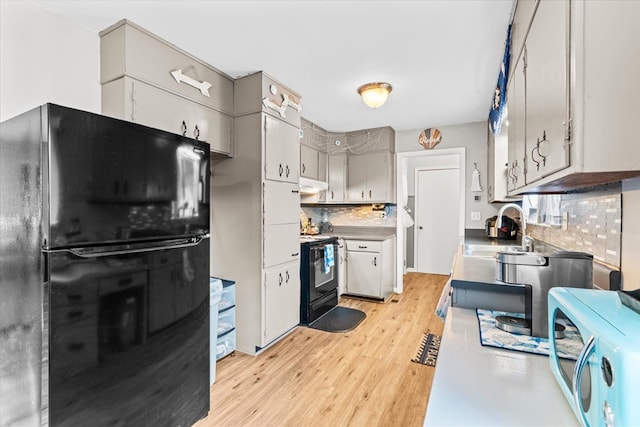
102, 77, 233, 155
327, 153, 347, 203
347, 151, 394, 203
99, 20, 234, 156
234, 72, 302, 128
505, 0, 640, 194
523, 0, 570, 184
506, 49, 527, 192
300, 144, 319, 179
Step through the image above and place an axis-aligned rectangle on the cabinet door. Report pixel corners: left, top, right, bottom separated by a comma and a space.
264, 115, 300, 184
300, 144, 319, 179
263, 262, 300, 345
125, 78, 233, 155
318, 151, 327, 182
524, 0, 570, 183
347, 155, 367, 201
366, 152, 390, 202
263, 181, 300, 225
346, 251, 381, 298
509, 0, 539, 73
328, 153, 347, 203
263, 223, 300, 267
507, 55, 527, 192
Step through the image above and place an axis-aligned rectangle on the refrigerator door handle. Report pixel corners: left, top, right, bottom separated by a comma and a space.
46, 236, 208, 258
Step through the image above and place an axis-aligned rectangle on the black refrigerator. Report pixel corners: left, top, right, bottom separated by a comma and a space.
0, 104, 211, 426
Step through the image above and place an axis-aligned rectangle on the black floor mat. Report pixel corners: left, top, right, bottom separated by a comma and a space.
308, 306, 366, 333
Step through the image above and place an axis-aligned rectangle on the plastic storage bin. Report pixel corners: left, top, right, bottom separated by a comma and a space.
209, 278, 223, 385
217, 307, 235, 336
216, 329, 236, 360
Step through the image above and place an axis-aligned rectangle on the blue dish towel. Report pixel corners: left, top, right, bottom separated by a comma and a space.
324, 244, 335, 273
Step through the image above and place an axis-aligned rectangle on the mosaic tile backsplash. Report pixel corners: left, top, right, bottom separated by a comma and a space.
528, 190, 622, 267
301, 205, 397, 228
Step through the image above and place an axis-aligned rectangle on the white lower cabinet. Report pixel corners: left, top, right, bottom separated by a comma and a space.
263, 261, 300, 346
345, 237, 395, 300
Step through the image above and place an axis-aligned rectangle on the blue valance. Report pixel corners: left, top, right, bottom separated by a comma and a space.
489, 25, 512, 136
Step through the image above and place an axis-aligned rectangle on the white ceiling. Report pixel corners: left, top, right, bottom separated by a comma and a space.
34, 0, 514, 132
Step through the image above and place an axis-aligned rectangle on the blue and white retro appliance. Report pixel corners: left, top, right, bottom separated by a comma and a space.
548, 287, 640, 427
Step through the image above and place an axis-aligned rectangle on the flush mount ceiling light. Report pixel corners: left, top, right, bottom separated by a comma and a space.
357, 82, 393, 109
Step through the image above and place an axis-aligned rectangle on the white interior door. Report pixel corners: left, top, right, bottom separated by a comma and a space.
415, 168, 461, 275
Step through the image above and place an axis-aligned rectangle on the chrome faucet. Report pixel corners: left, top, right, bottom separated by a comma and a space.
497, 203, 531, 251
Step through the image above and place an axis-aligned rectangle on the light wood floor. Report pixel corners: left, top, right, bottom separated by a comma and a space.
195, 273, 448, 427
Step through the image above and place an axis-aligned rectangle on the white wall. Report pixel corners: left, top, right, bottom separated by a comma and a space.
396, 121, 503, 229
622, 177, 640, 290
0, 1, 100, 121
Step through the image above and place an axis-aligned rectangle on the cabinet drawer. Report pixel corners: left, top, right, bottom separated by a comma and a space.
216, 328, 236, 361
263, 223, 300, 267
217, 307, 235, 337
51, 283, 98, 308
100, 20, 233, 115
219, 284, 236, 311
99, 271, 147, 296
346, 240, 382, 253
102, 77, 233, 155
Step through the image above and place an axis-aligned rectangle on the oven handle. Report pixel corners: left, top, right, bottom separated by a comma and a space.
572, 335, 595, 427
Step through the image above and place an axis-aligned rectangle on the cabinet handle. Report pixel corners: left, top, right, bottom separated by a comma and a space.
302, 164, 306, 174
291, 252, 299, 257
361, 191, 365, 199
331, 191, 334, 199
181, 120, 188, 136
194, 124, 200, 140
278, 273, 283, 286
358, 245, 367, 249
286, 165, 290, 178
285, 270, 290, 283
291, 189, 300, 194
279, 164, 283, 177
369, 190, 372, 199
373, 257, 377, 267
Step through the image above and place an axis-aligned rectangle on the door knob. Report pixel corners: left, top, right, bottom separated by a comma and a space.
419, 226, 423, 230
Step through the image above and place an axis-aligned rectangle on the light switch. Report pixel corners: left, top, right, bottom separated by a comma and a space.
471, 211, 481, 221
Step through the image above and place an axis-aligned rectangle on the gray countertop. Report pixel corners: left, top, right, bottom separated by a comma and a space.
423, 308, 579, 427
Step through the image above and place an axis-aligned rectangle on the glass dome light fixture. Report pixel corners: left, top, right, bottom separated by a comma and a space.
357, 82, 393, 108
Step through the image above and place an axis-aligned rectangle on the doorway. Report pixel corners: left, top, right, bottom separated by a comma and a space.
395, 147, 466, 291
415, 167, 461, 274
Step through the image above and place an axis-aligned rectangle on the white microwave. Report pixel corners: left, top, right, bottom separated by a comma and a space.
547, 288, 640, 427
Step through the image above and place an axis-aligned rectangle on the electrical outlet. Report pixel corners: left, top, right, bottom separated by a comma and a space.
471, 211, 481, 221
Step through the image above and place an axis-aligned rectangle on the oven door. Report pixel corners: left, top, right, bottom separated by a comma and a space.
309, 243, 338, 298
